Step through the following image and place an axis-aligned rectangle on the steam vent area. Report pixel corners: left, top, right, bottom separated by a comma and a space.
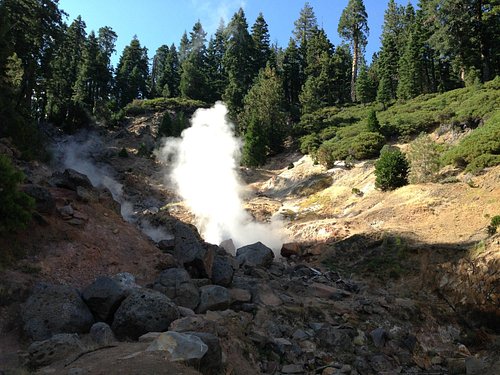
0, 100, 498, 375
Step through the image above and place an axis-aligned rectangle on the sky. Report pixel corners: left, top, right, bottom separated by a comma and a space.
57, 0, 416, 67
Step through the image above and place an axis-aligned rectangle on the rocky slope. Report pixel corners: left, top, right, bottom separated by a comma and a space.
0, 114, 499, 374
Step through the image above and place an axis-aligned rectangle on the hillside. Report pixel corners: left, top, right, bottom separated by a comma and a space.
1, 83, 499, 374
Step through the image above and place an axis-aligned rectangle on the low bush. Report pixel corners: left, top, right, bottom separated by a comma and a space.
123, 97, 209, 115
374, 146, 409, 191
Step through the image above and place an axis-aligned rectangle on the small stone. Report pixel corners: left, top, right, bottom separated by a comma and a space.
178, 306, 196, 317
89, 322, 115, 346
340, 364, 352, 373
146, 331, 208, 361
370, 327, 388, 348
292, 329, 310, 341
59, 204, 74, 218
322, 368, 336, 375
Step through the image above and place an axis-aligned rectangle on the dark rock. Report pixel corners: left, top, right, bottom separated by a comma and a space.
158, 238, 175, 253
211, 256, 234, 287
236, 242, 274, 269
220, 239, 236, 256
89, 322, 115, 346
112, 288, 179, 340
153, 268, 200, 310
448, 358, 466, 374
22, 283, 94, 341
280, 242, 302, 258
369, 354, 397, 373
187, 332, 223, 375
229, 288, 252, 303
370, 327, 388, 348
173, 222, 214, 278
316, 326, 356, 352
82, 276, 127, 321
28, 333, 85, 368
22, 184, 55, 214
50, 169, 93, 191
196, 285, 231, 314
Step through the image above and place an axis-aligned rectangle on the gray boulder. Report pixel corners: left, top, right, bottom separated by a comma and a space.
50, 169, 93, 191
22, 283, 94, 341
211, 256, 234, 287
112, 288, 179, 340
196, 285, 230, 314
89, 322, 115, 346
186, 332, 223, 375
236, 242, 275, 269
146, 331, 208, 361
82, 276, 127, 321
111, 272, 140, 293
173, 222, 214, 278
22, 184, 55, 214
28, 333, 85, 368
153, 268, 200, 310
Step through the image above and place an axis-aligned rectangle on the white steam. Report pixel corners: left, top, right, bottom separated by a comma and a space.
55, 135, 172, 242
157, 102, 284, 250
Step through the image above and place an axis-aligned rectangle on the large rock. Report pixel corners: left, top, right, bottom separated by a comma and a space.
22, 283, 94, 341
186, 332, 223, 375
153, 268, 200, 310
146, 331, 208, 361
196, 285, 230, 314
50, 169, 93, 191
173, 222, 214, 278
236, 242, 274, 269
22, 184, 55, 214
82, 276, 127, 321
28, 333, 85, 368
112, 288, 179, 340
211, 256, 234, 287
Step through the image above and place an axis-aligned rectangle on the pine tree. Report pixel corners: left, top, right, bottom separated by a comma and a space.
293, 2, 318, 47
282, 38, 302, 118
338, 0, 369, 102
251, 13, 271, 74
241, 114, 267, 167
115, 36, 149, 107
46, 16, 87, 126
355, 63, 374, 104
397, 17, 424, 101
180, 21, 209, 101
374, 146, 409, 191
178, 31, 190, 63
240, 65, 287, 163
222, 8, 255, 120
206, 21, 227, 102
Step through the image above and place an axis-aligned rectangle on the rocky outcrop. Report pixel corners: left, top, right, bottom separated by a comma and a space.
28, 333, 85, 368
172, 222, 215, 278
22, 283, 94, 341
82, 276, 128, 321
112, 288, 179, 340
153, 268, 200, 310
196, 285, 231, 314
236, 242, 274, 268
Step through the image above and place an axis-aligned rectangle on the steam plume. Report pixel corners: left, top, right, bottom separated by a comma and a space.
158, 102, 284, 250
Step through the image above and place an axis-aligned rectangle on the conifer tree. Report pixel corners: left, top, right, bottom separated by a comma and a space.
338, 0, 369, 102
251, 13, 271, 74
206, 21, 227, 102
115, 36, 149, 107
282, 38, 302, 118
356, 63, 374, 104
222, 8, 255, 120
240, 65, 287, 163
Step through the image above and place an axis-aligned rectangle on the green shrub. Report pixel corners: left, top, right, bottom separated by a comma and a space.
299, 133, 321, 155
0, 155, 35, 234
366, 110, 380, 132
123, 97, 209, 115
407, 134, 441, 183
158, 112, 172, 138
374, 146, 409, 191
487, 215, 500, 235
465, 154, 500, 174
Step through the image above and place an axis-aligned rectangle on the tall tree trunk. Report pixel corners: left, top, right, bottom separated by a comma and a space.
351, 39, 358, 102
